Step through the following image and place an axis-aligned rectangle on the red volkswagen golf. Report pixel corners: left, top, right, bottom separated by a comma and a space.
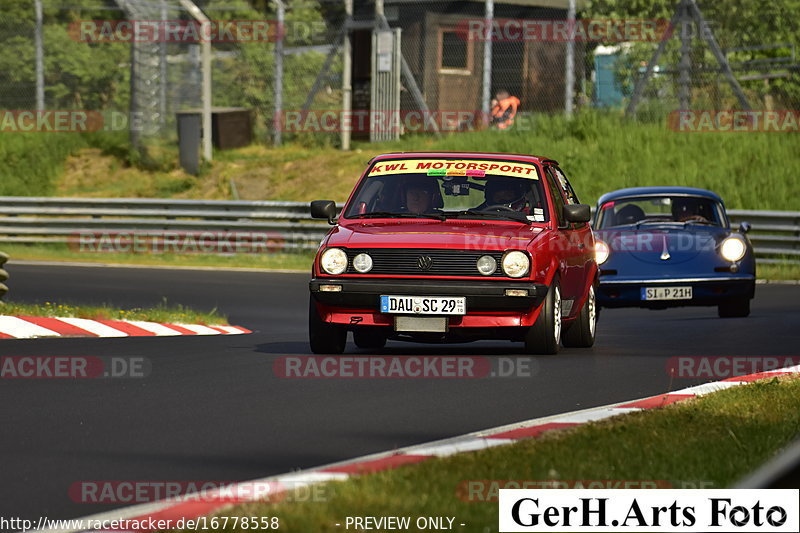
309, 152, 597, 355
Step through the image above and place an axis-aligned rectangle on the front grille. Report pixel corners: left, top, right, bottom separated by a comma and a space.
345, 248, 508, 277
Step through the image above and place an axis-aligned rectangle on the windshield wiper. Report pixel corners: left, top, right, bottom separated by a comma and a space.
349, 211, 446, 221
629, 219, 716, 229
447, 209, 530, 223
632, 219, 678, 229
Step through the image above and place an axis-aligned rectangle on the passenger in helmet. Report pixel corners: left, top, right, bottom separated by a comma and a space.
615, 204, 645, 225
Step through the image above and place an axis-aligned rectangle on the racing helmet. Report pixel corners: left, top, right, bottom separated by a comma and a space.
400, 176, 443, 209
672, 197, 708, 220
483, 178, 528, 209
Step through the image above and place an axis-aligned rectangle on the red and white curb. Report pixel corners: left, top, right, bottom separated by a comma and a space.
44, 364, 800, 532
0, 315, 251, 339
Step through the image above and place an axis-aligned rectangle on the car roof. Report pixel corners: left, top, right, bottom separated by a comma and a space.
370, 151, 556, 165
597, 186, 724, 205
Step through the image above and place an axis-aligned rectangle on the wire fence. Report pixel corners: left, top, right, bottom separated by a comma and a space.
0, 0, 797, 151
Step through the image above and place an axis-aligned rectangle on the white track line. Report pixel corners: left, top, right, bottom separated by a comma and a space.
173, 324, 224, 335
552, 407, 641, 424
213, 325, 249, 334
55, 317, 128, 337
0, 316, 61, 338
409, 437, 513, 457
122, 320, 185, 336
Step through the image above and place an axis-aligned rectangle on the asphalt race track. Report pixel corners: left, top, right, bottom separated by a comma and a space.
2, 263, 799, 523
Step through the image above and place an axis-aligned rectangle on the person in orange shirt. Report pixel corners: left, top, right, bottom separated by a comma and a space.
490, 90, 520, 130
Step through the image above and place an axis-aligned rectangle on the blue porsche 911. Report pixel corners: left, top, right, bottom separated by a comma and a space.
592, 187, 755, 318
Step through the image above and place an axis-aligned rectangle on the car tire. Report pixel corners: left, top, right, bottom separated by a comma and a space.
353, 328, 388, 350
718, 297, 750, 318
562, 284, 597, 348
524, 278, 562, 355
309, 296, 347, 354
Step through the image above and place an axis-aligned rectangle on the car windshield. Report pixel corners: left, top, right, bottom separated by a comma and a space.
596, 195, 724, 229
343, 158, 548, 223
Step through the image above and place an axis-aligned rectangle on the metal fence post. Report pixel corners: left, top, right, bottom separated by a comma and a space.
341, 0, 353, 150
564, 0, 576, 117
481, 0, 493, 123
273, 0, 285, 147
34, 0, 44, 111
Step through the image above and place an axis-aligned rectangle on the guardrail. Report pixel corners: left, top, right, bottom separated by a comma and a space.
0, 197, 797, 262
727, 209, 800, 264
0, 197, 334, 252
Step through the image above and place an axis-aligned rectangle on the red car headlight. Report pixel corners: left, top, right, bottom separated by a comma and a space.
501, 251, 530, 278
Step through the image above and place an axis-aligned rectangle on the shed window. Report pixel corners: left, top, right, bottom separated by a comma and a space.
440, 31, 468, 69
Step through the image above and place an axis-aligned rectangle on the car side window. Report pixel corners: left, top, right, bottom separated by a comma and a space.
552, 166, 580, 205
544, 171, 567, 228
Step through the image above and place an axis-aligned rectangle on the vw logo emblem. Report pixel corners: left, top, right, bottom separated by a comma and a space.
417, 255, 433, 270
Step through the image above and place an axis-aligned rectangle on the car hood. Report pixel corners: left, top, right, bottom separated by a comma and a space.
595, 226, 729, 265
327, 220, 544, 251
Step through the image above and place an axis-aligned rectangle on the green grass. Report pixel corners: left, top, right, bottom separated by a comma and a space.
176, 377, 800, 533
0, 131, 185, 198
0, 243, 315, 272
758, 262, 800, 281
408, 111, 800, 211
1, 298, 227, 325
0, 133, 87, 196
5, 110, 798, 211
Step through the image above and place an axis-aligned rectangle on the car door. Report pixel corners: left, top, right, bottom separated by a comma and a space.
552, 165, 594, 275
544, 165, 592, 317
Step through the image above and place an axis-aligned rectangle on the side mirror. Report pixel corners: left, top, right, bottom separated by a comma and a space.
738, 221, 751, 234
310, 200, 337, 224
564, 204, 591, 224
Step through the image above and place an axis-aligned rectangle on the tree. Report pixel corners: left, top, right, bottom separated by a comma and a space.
585, 0, 800, 108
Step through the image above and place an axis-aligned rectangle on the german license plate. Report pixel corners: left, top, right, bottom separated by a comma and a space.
380, 295, 466, 315
641, 286, 693, 300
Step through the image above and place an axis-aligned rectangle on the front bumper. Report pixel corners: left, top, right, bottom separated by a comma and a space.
310, 278, 548, 312
597, 276, 755, 308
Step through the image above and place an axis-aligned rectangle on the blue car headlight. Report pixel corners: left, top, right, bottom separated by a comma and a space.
595, 240, 610, 265
720, 237, 746, 262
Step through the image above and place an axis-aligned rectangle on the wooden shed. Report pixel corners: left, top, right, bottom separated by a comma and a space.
351, 0, 585, 117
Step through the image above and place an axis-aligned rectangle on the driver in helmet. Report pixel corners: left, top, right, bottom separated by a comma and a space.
477, 178, 529, 212
400, 177, 441, 215
672, 197, 710, 223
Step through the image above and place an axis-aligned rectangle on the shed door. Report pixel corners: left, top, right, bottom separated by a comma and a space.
436, 27, 479, 125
